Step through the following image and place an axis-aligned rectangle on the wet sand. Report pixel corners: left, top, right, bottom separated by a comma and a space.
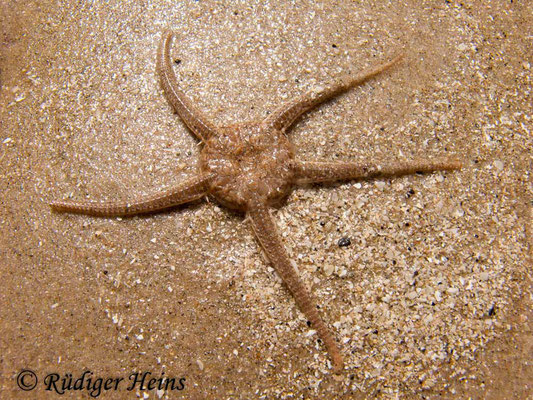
0, 1, 531, 398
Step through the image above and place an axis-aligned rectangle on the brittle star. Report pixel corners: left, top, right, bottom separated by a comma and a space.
51, 31, 461, 373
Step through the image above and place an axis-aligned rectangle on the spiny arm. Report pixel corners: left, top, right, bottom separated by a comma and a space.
291, 159, 462, 184
247, 196, 344, 373
157, 31, 219, 142
263, 54, 403, 133
50, 173, 212, 217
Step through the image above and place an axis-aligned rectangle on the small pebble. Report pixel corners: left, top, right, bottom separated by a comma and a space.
197, 359, 204, 370
324, 264, 335, 276
338, 237, 351, 247
375, 181, 386, 190
488, 304, 496, 316
493, 160, 504, 171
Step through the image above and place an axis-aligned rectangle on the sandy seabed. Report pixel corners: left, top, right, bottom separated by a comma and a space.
1, 1, 531, 399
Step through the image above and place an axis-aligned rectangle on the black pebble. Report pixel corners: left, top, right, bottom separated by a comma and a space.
338, 237, 351, 247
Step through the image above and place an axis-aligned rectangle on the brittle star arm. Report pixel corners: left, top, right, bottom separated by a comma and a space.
247, 196, 344, 373
263, 54, 403, 133
157, 31, 219, 142
290, 159, 462, 184
50, 173, 213, 217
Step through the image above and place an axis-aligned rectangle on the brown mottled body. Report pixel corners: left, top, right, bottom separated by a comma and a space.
200, 124, 295, 210
51, 31, 461, 373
